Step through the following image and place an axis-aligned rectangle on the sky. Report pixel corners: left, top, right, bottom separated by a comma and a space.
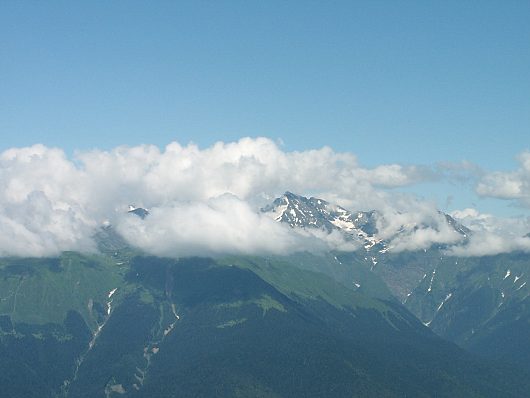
0, 1, 529, 257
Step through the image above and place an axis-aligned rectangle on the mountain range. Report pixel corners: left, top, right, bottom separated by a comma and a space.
0, 192, 529, 397
264, 192, 530, 373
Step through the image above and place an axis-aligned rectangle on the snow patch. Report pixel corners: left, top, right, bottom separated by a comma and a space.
436, 293, 452, 312
427, 269, 436, 293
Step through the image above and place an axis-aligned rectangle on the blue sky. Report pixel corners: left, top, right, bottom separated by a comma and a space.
1, 1, 529, 216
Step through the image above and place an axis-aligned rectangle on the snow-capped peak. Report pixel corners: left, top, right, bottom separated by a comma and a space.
263, 192, 469, 254
262, 192, 384, 251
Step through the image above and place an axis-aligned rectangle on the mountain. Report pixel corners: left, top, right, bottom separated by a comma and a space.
262, 191, 469, 254
261, 192, 472, 299
2, 251, 529, 397
1, 194, 530, 397
265, 192, 530, 374
262, 192, 384, 251
404, 252, 530, 372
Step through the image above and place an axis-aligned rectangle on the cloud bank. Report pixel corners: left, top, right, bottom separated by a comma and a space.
448, 208, 530, 256
114, 195, 357, 257
476, 151, 530, 208
378, 202, 465, 252
0, 138, 421, 257
0, 137, 527, 257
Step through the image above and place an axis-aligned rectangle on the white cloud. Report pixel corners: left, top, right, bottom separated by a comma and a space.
447, 232, 530, 257
375, 201, 464, 252
114, 195, 360, 257
0, 137, 527, 258
0, 138, 424, 257
476, 151, 530, 207
0, 145, 96, 256
451, 208, 530, 235
115, 195, 306, 257
448, 208, 530, 256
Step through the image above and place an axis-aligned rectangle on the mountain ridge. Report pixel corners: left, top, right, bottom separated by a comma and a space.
262, 191, 470, 254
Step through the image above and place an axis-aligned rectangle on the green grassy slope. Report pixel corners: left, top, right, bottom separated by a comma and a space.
404, 252, 530, 370
1, 252, 529, 397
